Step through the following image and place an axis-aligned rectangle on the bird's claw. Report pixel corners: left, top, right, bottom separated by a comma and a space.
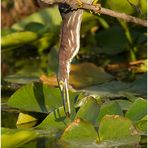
76, 0, 83, 7
89, 0, 101, 14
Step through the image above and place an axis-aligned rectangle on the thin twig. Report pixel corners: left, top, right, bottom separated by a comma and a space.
41, 0, 147, 27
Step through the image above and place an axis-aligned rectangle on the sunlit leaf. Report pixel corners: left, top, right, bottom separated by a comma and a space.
37, 107, 70, 131
135, 116, 147, 135
1, 128, 38, 148
16, 112, 46, 128
102, 0, 139, 14
116, 100, 132, 111
99, 115, 140, 146
75, 97, 100, 125
70, 63, 113, 88
97, 101, 123, 123
125, 98, 147, 121
8, 82, 78, 113
61, 118, 98, 145
41, 62, 114, 89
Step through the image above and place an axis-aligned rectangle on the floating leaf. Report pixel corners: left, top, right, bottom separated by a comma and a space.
61, 118, 98, 145
37, 107, 70, 131
42, 62, 114, 89
4, 75, 39, 84
125, 98, 147, 121
97, 101, 123, 123
16, 112, 46, 128
8, 82, 78, 113
99, 115, 140, 146
81, 73, 146, 98
75, 97, 100, 125
70, 63, 113, 88
116, 100, 132, 111
17, 112, 38, 128
135, 116, 147, 135
1, 128, 38, 148
128, 73, 147, 97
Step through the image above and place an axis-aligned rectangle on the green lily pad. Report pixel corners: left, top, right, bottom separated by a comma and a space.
1, 128, 38, 148
116, 100, 132, 111
37, 107, 70, 131
81, 73, 146, 98
8, 82, 76, 113
97, 101, 123, 123
16, 112, 46, 128
4, 75, 39, 84
61, 118, 98, 144
125, 98, 147, 121
75, 97, 100, 125
99, 115, 140, 146
1, 31, 38, 49
17, 112, 38, 128
70, 62, 114, 88
135, 116, 147, 135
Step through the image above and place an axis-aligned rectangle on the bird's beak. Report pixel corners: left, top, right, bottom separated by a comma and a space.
59, 80, 71, 117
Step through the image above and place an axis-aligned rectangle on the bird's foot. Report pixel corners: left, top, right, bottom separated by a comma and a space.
76, 0, 83, 7
93, 1, 101, 14
90, 0, 101, 14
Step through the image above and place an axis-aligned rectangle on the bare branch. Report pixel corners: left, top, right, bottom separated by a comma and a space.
40, 0, 147, 27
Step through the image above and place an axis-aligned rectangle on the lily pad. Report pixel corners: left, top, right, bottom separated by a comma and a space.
99, 115, 140, 146
116, 100, 132, 111
97, 101, 123, 123
61, 118, 98, 144
41, 62, 114, 89
135, 116, 147, 135
75, 97, 100, 125
81, 73, 146, 98
1, 128, 38, 148
8, 83, 77, 113
125, 98, 147, 121
37, 107, 70, 131
70, 63, 113, 88
16, 112, 46, 128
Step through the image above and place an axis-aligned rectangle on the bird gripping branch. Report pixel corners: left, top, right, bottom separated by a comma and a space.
58, 0, 101, 116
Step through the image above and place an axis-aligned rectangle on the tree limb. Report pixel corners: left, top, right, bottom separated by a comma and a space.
40, 0, 147, 27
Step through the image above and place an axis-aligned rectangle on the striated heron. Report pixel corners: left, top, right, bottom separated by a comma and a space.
58, 0, 95, 116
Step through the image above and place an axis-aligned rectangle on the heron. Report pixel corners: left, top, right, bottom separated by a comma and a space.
58, 0, 98, 116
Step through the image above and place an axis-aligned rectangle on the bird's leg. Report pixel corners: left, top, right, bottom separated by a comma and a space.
93, 0, 101, 12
